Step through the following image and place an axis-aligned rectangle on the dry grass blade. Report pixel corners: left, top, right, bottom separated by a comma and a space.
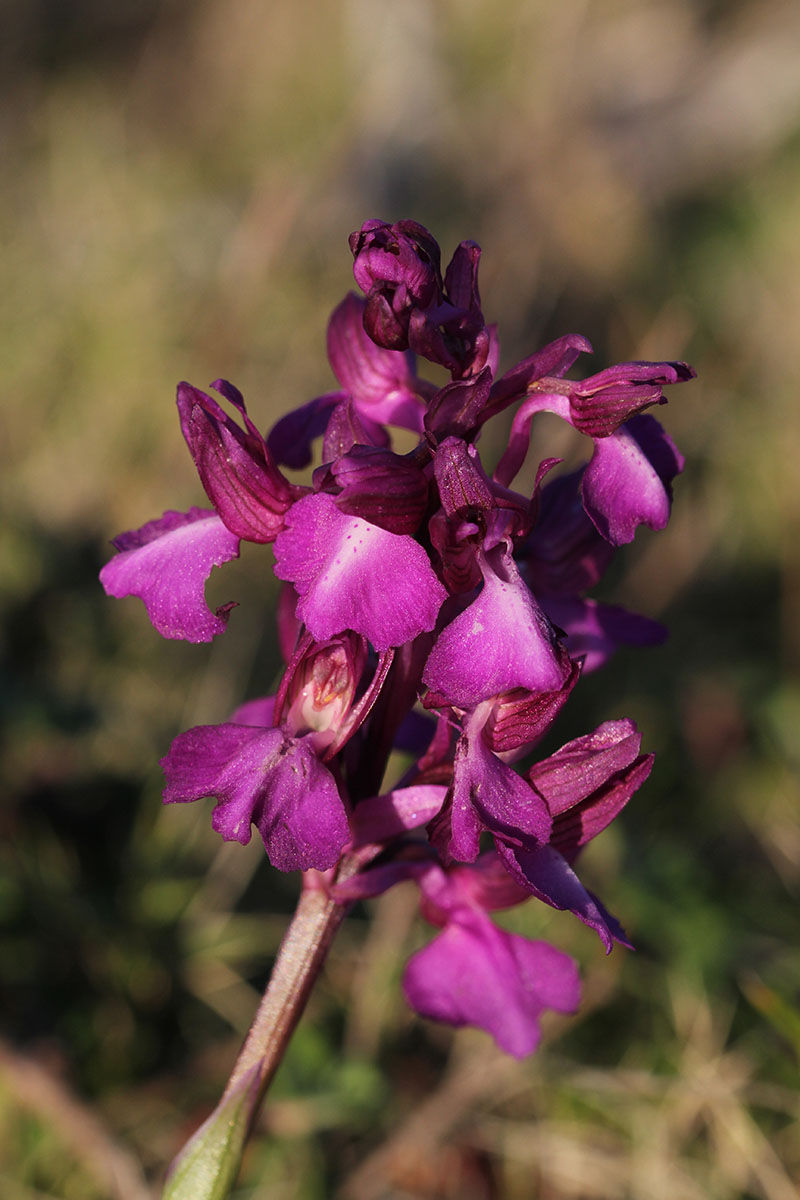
0, 1038, 152, 1200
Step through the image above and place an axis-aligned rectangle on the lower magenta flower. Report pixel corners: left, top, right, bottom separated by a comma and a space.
101, 219, 694, 1199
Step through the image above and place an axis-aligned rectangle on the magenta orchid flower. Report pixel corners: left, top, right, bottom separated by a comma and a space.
102, 218, 694, 1080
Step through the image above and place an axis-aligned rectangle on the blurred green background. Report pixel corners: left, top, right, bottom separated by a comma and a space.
2, 0, 799, 1196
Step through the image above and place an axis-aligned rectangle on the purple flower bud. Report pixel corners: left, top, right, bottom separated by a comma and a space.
276, 632, 367, 750
349, 219, 443, 350
443, 240, 483, 314
409, 301, 490, 380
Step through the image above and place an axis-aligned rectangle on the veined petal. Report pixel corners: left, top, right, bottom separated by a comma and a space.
326, 445, 429, 536
403, 909, 580, 1058
549, 753, 654, 859
161, 723, 348, 872
274, 493, 447, 651
482, 662, 581, 756
582, 414, 684, 545
570, 360, 694, 437
100, 507, 240, 643
423, 545, 567, 708
177, 382, 296, 543
528, 719, 642, 815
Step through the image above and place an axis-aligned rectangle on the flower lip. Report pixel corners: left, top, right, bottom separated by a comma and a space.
274, 492, 447, 652
100, 507, 240, 643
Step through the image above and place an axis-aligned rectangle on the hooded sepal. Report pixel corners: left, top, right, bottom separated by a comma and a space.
177, 381, 298, 543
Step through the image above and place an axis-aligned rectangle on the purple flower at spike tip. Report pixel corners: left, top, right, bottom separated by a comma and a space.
349, 219, 443, 350
101, 216, 695, 1063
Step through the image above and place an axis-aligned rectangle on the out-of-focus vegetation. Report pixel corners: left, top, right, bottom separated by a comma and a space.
2, 0, 799, 1196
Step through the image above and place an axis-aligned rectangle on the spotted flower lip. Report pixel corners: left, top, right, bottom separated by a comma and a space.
102, 216, 695, 1059
273, 493, 447, 652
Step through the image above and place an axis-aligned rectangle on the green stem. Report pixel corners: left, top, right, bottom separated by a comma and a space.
163, 877, 351, 1200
